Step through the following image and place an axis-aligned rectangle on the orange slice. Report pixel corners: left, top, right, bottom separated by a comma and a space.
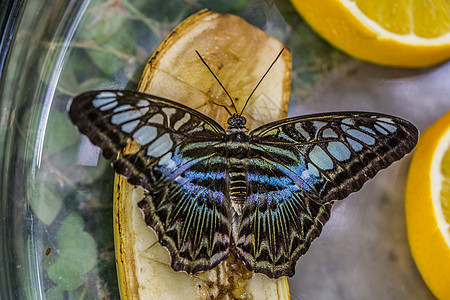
406, 111, 450, 299
290, 0, 450, 67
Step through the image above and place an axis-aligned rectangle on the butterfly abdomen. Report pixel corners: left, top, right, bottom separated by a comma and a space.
228, 158, 248, 214
224, 115, 252, 214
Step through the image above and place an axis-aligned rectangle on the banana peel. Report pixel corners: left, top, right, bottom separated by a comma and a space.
114, 9, 292, 299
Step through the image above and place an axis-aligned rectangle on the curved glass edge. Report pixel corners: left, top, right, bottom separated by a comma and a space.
0, 1, 91, 299
0, 0, 25, 81
0, 1, 26, 298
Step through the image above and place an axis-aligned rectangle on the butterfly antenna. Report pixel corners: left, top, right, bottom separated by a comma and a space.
212, 101, 233, 116
195, 51, 237, 116
239, 48, 284, 116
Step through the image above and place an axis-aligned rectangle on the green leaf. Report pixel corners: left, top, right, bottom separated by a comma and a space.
76, 0, 137, 75
79, 0, 127, 44
199, 0, 250, 12
45, 286, 65, 300
27, 182, 62, 225
85, 27, 136, 75
18, 105, 80, 162
86, 45, 126, 76
47, 212, 97, 291
133, 0, 187, 22
58, 51, 114, 96
43, 108, 80, 155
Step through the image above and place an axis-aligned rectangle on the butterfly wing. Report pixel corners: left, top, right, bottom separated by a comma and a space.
234, 112, 418, 278
70, 90, 232, 273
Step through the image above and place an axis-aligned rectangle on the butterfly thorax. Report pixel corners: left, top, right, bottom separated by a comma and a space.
225, 114, 250, 156
223, 114, 251, 214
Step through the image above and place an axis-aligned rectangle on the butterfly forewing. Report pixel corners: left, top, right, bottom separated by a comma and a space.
70, 90, 232, 273
69, 90, 225, 159
250, 112, 418, 203
232, 112, 418, 277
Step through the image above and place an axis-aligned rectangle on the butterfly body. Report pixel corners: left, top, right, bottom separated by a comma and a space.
70, 89, 418, 278
218, 114, 250, 214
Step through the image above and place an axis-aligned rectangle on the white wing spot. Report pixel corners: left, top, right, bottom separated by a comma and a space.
347, 129, 375, 145
295, 123, 310, 140
342, 118, 355, 125
174, 113, 191, 130
322, 128, 338, 138
98, 100, 117, 111
312, 121, 326, 132
301, 163, 319, 178
327, 141, 351, 161
137, 100, 149, 107
133, 126, 157, 145
147, 133, 173, 157
139, 107, 149, 115
377, 117, 395, 124
374, 124, 389, 135
309, 145, 333, 170
148, 113, 164, 124
359, 126, 375, 134
346, 137, 363, 151
158, 152, 173, 166
308, 163, 320, 177
341, 124, 350, 132
113, 104, 131, 113
377, 121, 397, 133
92, 95, 116, 108
162, 107, 177, 124
96, 91, 117, 99
111, 107, 149, 125
112, 111, 136, 125
121, 120, 140, 133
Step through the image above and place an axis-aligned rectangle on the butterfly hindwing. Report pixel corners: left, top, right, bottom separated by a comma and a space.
70, 90, 232, 273
233, 112, 418, 277
235, 156, 333, 277
137, 150, 232, 274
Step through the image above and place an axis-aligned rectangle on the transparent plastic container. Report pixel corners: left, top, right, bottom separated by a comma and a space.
1, 0, 448, 299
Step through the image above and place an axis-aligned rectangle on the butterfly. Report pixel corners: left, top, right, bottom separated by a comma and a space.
69, 51, 418, 279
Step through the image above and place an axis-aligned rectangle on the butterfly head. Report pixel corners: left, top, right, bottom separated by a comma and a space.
227, 114, 247, 129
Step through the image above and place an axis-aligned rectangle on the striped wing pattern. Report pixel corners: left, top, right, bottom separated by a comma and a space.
70, 90, 232, 273
69, 90, 418, 278
234, 112, 418, 277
